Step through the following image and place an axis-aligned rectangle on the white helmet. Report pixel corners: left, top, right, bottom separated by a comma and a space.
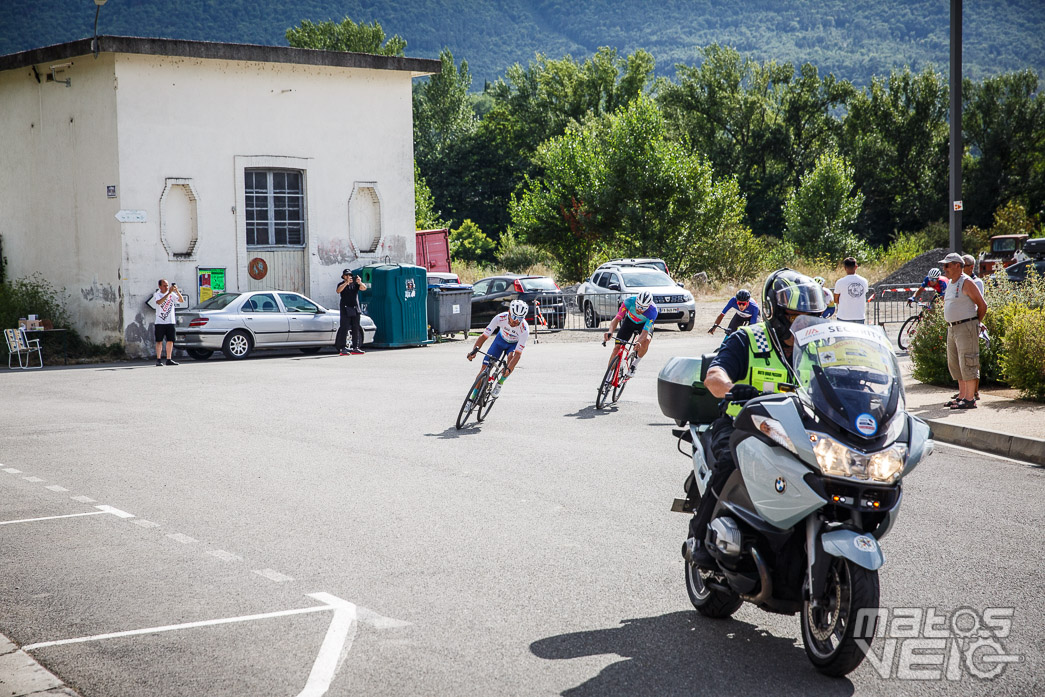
509, 299, 528, 320
928, 268, 942, 280
635, 290, 654, 310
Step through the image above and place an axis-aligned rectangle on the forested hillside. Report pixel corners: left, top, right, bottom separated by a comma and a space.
2, 0, 1043, 86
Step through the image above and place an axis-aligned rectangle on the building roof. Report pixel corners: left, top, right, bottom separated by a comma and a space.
0, 36, 441, 77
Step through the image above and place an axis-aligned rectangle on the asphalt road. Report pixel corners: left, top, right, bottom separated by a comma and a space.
1, 330, 1042, 696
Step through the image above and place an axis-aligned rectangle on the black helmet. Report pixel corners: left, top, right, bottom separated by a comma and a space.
762, 268, 828, 341
735, 289, 751, 302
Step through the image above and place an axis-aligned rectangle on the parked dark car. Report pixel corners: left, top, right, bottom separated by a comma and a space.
469, 275, 566, 329
1002, 258, 1045, 284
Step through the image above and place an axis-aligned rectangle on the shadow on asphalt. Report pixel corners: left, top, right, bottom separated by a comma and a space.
425, 424, 483, 439
530, 611, 855, 697
565, 405, 618, 419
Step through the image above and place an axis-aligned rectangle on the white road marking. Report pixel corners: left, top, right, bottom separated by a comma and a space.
23, 476, 44, 483
46, 485, 69, 492
71, 495, 96, 503
4, 467, 22, 473
166, 533, 197, 544
207, 549, 243, 563
0, 511, 107, 526
253, 568, 294, 583
132, 519, 161, 529
95, 505, 134, 518
297, 593, 358, 697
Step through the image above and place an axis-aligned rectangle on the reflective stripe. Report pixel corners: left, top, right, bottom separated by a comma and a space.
726, 322, 790, 417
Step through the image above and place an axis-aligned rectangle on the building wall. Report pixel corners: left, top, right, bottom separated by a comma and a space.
0, 55, 123, 344
0, 50, 418, 356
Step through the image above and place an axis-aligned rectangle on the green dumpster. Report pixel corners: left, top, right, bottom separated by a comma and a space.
357, 264, 429, 347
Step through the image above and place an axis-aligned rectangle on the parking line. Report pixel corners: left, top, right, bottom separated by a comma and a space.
207, 549, 243, 563
71, 495, 96, 503
167, 533, 197, 544
46, 485, 69, 492
23, 476, 45, 483
253, 568, 294, 583
3, 468, 22, 474
0, 510, 107, 526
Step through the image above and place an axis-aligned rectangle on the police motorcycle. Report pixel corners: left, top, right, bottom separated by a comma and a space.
657, 315, 934, 676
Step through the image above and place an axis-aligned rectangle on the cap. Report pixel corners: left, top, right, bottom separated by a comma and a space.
938, 252, 964, 265
342, 268, 353, 276
961, 253, 976, 266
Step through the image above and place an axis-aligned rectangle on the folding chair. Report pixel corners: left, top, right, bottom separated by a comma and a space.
5, 327, 44, 369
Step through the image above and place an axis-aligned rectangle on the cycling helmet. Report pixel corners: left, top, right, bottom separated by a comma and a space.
509, 299, 528, 320
812, 276, 827, 286
735, 289, 751, 302
635, 290, 654, 310
927, 268, 942, 280
762, 268, 828, 341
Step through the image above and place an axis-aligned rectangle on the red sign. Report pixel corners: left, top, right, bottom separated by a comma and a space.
248, 257, 268, 280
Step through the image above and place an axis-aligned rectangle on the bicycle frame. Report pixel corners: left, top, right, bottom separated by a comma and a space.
456, 347, 511, 429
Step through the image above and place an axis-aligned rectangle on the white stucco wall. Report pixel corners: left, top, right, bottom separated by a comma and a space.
0, 55, 123, 343
1, 47, 419, 356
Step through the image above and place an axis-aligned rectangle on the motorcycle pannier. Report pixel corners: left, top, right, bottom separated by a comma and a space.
657, 355, 721, 425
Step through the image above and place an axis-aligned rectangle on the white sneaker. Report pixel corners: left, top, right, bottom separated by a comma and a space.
491, 383, 502, 398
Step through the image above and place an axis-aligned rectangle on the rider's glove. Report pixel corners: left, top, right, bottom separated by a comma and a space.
708, 325, 717, 335
726, 384, 762, 402
906, 297, 914, 305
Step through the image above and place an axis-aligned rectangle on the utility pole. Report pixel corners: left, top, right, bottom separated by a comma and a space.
949, 0, 963, 252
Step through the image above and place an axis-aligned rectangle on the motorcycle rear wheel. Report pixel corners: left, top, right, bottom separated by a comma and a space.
684, 557, 742, 619
801, 556, 880, 677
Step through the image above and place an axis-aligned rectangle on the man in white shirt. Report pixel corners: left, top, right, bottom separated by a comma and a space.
152, 279, 184, 366
833, 257, 869, 324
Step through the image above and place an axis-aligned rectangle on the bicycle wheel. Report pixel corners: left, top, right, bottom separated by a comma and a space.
596, 354, 621, 409
456, 369, 487, 429
476, 365, 501, 422
612, 352, 631, 402
897, 315, 919, 351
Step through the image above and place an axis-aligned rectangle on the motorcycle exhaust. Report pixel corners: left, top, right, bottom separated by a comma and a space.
739, 547, 773, 605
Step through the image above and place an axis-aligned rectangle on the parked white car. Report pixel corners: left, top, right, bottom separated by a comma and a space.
174, 290, 376, 360
576, 266, 696, 331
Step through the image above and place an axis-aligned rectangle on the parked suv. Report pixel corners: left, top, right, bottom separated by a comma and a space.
577, 266, 695, 330
596, 257, 670, 277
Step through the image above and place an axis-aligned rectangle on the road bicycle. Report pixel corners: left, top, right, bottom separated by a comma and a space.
596, 335, 640, 409
897, 300, 933, 351
456, 348, 510, 429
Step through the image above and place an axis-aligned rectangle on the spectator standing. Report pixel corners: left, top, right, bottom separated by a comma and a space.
962, 254, 985, 296
832, 257, 869, 324
940, 252, 988, 409
152, 279, 183, 366
335, 269, 368, 355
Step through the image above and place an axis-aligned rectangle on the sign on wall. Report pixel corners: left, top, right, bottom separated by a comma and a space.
197, 267, 226, 302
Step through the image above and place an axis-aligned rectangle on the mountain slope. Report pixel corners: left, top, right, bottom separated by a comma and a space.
2, 1, 1042, 85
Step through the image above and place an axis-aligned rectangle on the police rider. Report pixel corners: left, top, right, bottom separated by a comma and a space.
709, 289, 761, 334
603, 290, 657, 377
685, 269, 828, 568
468, 299, 530, 399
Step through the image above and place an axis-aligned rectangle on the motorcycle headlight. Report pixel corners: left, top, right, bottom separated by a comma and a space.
811, 434, 907, 484
751, 415, 797, 454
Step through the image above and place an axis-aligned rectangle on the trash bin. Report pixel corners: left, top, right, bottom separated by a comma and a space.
357, 263, 429, 347
427, 284, 473, 340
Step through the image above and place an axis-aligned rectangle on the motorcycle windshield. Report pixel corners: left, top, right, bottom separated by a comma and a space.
790, 316, 905, 440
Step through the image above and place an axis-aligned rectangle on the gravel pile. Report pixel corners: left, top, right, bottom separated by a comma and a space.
874, 248, 949, 288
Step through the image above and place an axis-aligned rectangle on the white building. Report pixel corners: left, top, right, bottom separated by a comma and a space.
0, 36, 438, 355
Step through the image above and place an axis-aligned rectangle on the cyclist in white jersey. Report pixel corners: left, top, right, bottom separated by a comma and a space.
467, 299, 530, 398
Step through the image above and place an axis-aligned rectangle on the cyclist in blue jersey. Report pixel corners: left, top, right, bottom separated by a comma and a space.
908, 267, 947, 303
708, 289, 760, 334
603, 290, 658, 377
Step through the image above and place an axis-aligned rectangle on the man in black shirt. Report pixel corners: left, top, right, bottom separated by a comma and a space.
335, 269, 368, 355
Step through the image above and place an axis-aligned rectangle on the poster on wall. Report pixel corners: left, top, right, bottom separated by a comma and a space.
197, 267, 226, 303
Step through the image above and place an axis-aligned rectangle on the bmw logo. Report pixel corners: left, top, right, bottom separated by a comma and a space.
774, 478, 786, 493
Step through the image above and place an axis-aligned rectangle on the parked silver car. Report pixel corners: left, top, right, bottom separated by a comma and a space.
576, 266, 696, 331
174, 290, 376, 360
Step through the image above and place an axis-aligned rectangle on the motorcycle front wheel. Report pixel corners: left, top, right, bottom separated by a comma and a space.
684, 556, 742, 619
801, 556, 880, 677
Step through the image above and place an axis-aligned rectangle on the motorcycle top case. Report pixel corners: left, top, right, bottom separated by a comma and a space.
1023, 237, 1045, 258
657, 355, 721, 425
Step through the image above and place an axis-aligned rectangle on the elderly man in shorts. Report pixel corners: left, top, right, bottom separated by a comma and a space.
940, 252, 987, 409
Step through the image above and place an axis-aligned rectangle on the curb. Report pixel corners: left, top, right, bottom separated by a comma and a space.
0, 634, 81, 697
926, 419, 1045, 466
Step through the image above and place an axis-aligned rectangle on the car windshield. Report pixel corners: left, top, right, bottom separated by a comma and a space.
791, 315, 904, 440
195, 293, 240, 310
520, 277, 558, 291
621, 270, 673, 287
993, 239, 1018, 252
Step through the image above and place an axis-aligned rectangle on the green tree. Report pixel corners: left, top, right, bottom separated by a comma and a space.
413, 49, 477, 168
414, 162, 447, 230
448, 219, 495, 263
285, 17, 406, 56
783, 152, 865, 263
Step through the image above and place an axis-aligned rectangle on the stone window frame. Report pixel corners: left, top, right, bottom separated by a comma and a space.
348, 182, 384, 255
159, 178, 200, 260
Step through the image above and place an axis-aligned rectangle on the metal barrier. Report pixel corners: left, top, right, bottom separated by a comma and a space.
561, 290, 628, 330
871, 284, 934, 326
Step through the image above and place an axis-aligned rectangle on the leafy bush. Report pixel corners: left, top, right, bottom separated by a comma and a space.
449, 219, 495, 263
0, 274, 70, 334
496, 232, 554, 273
782, 152, 866, 264
1000, 308, 1045, 401
908, 305, 952, 385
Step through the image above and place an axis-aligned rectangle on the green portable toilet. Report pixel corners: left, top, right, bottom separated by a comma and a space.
357, 263, 429, 347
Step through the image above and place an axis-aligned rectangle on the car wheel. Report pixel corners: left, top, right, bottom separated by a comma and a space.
222, 330, 253, 360
678, 317, 695, 331
186, 349, 213, 360
584, 302, 600, 328
299, 346, 322, 354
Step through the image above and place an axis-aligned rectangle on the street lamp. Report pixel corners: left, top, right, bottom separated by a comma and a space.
93, 0, 108, 59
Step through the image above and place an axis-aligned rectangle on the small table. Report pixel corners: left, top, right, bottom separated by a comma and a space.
23, 328, 70, 365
